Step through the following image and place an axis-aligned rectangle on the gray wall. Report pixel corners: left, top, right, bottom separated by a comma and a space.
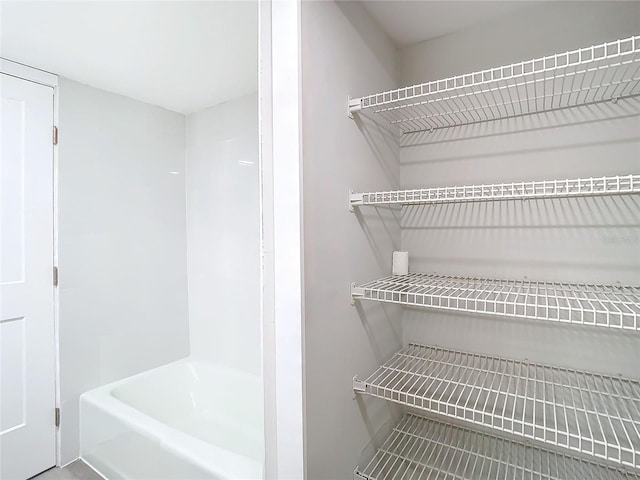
398, 3, 640, 378
400, 1, 640, 87
57, 78, 190, 464
301, 2, 402, 478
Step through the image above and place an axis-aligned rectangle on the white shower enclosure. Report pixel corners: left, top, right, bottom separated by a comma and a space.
74, 90, 263, 479
0, 1, 277, 479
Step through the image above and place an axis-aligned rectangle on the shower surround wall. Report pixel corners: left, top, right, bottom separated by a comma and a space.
57, 78, 190, 465
185, 93, 261, 376
58, 82, 260, 465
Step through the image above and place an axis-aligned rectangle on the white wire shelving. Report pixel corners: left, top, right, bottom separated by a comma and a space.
348, 36, 640, 134
353, 344, 640, 471
350, 174, 640, 209
351, 273, 640, 330
354, 414, 640, 480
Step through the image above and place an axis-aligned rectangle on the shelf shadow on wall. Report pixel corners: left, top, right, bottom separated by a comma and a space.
355, 300, 402, 366
352, 112, 401, 187
401, 136, 640, 166
402, 306, 640, 380
401, 195, 640, 284
354, 206, 402, 272
354, 299, 403, 466
402, 195, 640, 229
354, 393, 402, 469
399, 96, 640, 148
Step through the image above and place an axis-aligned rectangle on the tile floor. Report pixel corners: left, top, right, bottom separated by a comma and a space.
31, 461, 102, 480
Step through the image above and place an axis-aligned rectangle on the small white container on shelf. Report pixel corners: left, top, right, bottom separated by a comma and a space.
392, 251, 408, 275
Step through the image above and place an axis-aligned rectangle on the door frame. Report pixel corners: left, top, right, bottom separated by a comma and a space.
258, 2, 306, 478
0, 57, 61, 468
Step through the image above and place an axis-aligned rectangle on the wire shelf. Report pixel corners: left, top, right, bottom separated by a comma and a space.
350, 174, 640, 208
354, 344, 640, 471
349, 36, 640, 134
355, 414, 640, 480
351, 273, 640, 330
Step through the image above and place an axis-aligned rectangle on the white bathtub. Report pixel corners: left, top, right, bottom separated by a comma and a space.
80, 359, 263, 480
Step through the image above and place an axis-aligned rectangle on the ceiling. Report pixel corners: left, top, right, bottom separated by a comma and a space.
0, 1, 257, 114
361, 1, 546, 47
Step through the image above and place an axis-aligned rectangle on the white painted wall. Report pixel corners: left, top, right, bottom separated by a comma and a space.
0, 1, 258, 114
57, 78, 190, 464
398, 0, 640, 86
300, 2, 401, 478
400, 1, 640, 86
267, 2, 306, 478
398, 3, 640, 378
185, 93, 261, 376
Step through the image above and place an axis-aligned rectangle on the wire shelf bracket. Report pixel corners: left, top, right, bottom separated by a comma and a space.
353, 469, 371, 480
357, 344, 640, 471
348, 96, 362, 119
349, 189, 363, 212
351, 282, 365, 305
352, 273, 640, 330
349, 174, 640, 209
348, 35, 640, 134
354, 413, 640, 480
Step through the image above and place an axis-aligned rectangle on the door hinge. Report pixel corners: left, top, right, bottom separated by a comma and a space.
53, 126, 58, 146
53, 266, 59, 287
55, 408, 60, 427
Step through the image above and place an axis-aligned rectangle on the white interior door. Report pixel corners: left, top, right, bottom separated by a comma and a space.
0, 73, 56, 479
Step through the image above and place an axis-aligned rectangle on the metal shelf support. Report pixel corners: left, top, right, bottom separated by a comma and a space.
353, 470, 369, 480
348, 96, 362, 119
350, 282, 365, 305
349, 190, 364, 212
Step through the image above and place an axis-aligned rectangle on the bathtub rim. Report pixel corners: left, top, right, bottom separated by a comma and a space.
79, 357, 264, 479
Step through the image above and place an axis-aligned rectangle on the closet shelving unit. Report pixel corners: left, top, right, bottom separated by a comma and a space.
349, 35, 640, 480
348, 36, 640, 133
349, 174, 640, 208
355, 415, 640, 480
351, 273, 640, 330
353, 344, 640, 468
